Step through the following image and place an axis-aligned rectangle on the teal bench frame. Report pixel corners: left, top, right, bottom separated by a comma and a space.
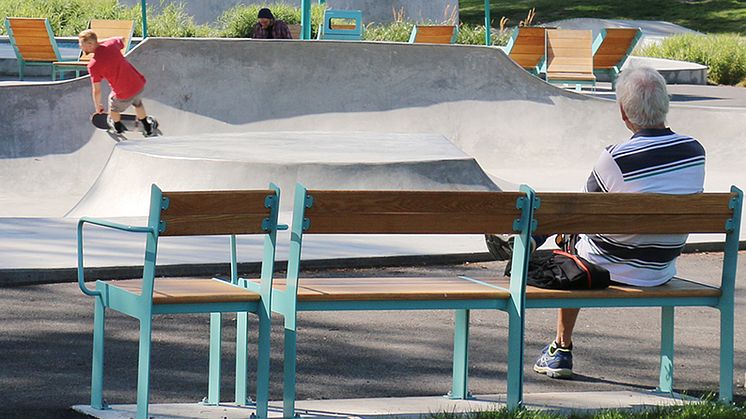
318, 9, 363, 41
245, 184, 536, 417
77, 184, 285, 419
525, 188, 742, 402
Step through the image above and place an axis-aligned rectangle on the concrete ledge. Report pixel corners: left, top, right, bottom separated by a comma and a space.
72, 390, 697, 418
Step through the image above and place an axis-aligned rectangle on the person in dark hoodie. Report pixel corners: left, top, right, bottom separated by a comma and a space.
252, 8, 293, 39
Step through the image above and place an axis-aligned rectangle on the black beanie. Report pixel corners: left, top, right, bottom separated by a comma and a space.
258, 8, 274, 19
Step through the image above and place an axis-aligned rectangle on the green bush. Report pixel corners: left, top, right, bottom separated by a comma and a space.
637, 33, 746, 86
218, 3, 325, 38
146, 3, 214, 37
364, 21, 414, 42
0, 0, 138, 36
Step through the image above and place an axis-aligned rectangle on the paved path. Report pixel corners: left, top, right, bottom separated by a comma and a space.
1, 252, 744, 417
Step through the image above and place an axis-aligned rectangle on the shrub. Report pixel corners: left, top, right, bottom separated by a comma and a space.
637, 33, 746, 86
0, 0, 138, 36
146, 3, 214, 37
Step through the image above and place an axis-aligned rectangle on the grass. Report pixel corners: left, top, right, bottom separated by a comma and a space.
430, 398, 746, 419
458, 0, 746, 35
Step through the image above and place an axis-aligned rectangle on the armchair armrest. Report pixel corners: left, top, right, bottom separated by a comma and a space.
77, 217, 156, 297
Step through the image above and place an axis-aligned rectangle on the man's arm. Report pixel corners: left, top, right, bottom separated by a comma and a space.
91, 81, 104, 113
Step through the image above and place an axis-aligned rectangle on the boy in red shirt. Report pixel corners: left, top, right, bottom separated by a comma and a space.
78, 29, 156, 136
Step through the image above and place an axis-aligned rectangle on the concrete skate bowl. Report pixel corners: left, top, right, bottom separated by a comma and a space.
1, 38, 745, 231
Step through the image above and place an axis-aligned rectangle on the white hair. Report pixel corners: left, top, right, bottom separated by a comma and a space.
616, 67, 670, 128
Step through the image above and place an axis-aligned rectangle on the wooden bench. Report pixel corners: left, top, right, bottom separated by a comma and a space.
545, 29, 596, 91
54, 19, 135, 79
409, 25, 458, 44
77, 185, 284, 419
522, 189, 743, 401
4, 17, 64, 80
241, 184, 536, 416
592, 28, 642, 90
503, 26, 549, 75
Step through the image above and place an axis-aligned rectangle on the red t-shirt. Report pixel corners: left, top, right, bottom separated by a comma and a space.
87, 37, 146, 100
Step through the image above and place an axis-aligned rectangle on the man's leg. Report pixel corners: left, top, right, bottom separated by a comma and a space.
134, 103, 147, 120
556, 308, 580, 348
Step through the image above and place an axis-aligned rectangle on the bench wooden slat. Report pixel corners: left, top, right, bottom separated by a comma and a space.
160, 213, 270, 236
534, 192, 734, 234
412, 25, 456, 44
486, 277, 720, 299
304, 190, 524, 234
109, 278, 260, 304
264, 277, 511, 301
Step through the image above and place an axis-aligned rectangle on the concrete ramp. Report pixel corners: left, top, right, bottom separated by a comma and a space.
2, 38, 744, 233
68, 132, 497, 217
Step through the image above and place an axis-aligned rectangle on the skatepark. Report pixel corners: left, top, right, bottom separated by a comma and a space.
2, 35, 746, 418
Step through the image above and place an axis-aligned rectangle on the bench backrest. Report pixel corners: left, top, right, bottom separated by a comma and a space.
78, 19, 135, 61
4, 17, 61, 62
545, 29, 594, 76
504, 27, 547, 71
409, 25, 457, 44
302, 189, 526, 234
287, 24, 302, 39
319, 9, 363, 41
157, 188, 279, 236
532, 192, 739, 235
592, 28, 642, 70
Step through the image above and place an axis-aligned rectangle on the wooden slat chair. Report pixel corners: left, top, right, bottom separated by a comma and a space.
54, 19, 135, 79
244, 184, 536, 417
317, 9, 363, 41
545, 29, 596, 91
77, 184, 284, 419
521, 189, 742, 401
592, 28, 642, 90
409, 24, 458, 44
4, 17, 66, 80
503, 26, 550, 75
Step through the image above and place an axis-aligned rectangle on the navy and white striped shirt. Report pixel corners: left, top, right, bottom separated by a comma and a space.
576, 128, 706, 286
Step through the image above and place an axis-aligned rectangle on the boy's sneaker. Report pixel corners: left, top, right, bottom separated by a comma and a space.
484, 234, 537, 261
139, 116, 158, 137
533, 341, 573, 379
107, 117, 127, 133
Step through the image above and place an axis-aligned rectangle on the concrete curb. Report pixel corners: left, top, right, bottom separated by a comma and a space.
2, 241, 742, 287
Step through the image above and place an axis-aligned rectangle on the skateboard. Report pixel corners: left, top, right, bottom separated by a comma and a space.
91, 112, 159, 136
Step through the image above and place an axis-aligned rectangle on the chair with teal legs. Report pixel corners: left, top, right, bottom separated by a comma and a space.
77, 184, 283, 419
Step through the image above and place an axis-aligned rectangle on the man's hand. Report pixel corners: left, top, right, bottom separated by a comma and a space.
95, 103, 105, 113
91, 81, 104, 114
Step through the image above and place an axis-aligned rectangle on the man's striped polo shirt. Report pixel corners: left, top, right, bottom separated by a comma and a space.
575, 128, 706, 286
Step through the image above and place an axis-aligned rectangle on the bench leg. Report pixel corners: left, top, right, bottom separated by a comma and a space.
506, 304, 524, 409
18, 61, 24, 81
283, 325, 297, 418
450, 309, 470, 399
91, 297, 106, 409
719, 305, 734, 402
658, 306, 674, 393
135, 318, 153, 419
255, 306, 271, 418
207, 312, 222, 405
234, 311, 249, 406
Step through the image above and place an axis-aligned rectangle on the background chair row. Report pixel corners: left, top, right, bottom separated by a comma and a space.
4, 17, 134, 81
504, 26, 642, 91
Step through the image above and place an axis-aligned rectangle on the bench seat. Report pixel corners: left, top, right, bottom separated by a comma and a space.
108, 278, 261, 305
545, 72, 596, 81
259, 277, 511, 301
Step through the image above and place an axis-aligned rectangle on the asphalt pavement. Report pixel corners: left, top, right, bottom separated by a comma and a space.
2, 251, 745, 418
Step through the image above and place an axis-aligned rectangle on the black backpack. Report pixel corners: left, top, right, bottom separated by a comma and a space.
506, 249, 611, 290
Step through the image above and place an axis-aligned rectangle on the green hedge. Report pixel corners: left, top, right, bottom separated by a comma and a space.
637, 33, 746, 86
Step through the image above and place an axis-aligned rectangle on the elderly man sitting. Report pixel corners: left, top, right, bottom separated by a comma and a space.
252, 8, 293, 39
487, 67, 706, 379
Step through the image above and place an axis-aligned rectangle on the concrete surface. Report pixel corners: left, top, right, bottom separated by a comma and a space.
1, 38, 745, 279
1, 253, 744, 418
72, 390, 695, 418
623, 56, 708, 85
